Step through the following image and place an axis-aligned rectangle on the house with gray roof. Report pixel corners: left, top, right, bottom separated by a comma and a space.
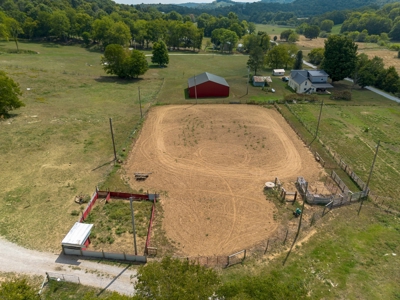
288, 69, 333, 94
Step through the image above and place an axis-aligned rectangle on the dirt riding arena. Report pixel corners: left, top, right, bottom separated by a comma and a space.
125, 105, 325, 256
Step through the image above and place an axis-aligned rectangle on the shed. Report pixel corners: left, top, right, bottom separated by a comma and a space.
188, 72, 229, 98
62, 222, 93, 250
273, 69, 285, 76
253, 76, 272, 87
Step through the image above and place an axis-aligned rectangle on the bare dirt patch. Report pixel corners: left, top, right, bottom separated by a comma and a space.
124, 105, 325, 256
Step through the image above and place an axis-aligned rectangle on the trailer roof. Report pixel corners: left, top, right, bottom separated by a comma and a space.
62, 222, 93, 247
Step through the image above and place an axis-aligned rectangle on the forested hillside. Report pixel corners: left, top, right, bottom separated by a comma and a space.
154, 0, 399, 23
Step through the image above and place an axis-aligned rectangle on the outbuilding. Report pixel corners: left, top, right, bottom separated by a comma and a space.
273, 69, 285, 76
61, 222, 93, 252
188, 72, 229, 98
253, 76, 272, 87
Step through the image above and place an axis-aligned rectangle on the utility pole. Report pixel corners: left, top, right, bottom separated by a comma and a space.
315, 100, 324, 139
246, 66, 250, 96
130, 197, 138, 255
295, 182, 307, 239
194, 74, 198, 104
109, 118, 117, 162
358, 140, 380, 215
309, 100, 324, 146
138, 86, 143, 119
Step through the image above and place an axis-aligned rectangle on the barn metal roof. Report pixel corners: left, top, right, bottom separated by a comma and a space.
253, 76, 272, 83
188, 72, 229, 88
61, 222, 93, 248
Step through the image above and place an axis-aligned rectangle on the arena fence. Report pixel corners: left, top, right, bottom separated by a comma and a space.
63, 188, 159, 263
63, 247, 147, 263
144, 197, 157, 255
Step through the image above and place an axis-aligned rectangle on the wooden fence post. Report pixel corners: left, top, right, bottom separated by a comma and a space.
264, 239, 270, 255
283, 229, 289, 245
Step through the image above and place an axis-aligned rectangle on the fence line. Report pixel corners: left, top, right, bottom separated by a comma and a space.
63, 247, 147, 263
274, 103, 394, 208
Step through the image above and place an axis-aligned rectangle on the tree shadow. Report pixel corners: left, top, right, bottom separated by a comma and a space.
41, 43, 61, 48
94, 76, 143, 85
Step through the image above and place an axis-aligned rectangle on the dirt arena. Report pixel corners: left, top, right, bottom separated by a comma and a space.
125, 105, 325, 256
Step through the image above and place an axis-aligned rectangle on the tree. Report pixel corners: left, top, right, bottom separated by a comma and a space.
308, 48, 324, 65
288, 32, 299, 43
379, 66, 400, 93
133, 257, 220, 300
304, 25, 320, 39
247, 46, 264, 75
266, 43, 297, 69
5, 18, 23, 52
101, 45, 148, 79
389, 21, 400, 41
293, 50, 303, 69
355, 55, 384, 88
125, 50, 149, 79
280, 29, 294, 41
0, 70, 24, 117
321, 35, 358, 82
152, 41, 169, 67
320, 19, 334, 32
50, 11, 70, 41
0, 277, 36, 299
105, 21, 131, 46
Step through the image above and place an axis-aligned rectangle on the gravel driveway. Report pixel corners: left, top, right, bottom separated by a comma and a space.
0, 237, 137, 296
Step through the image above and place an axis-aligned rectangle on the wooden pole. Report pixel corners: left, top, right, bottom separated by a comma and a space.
138, 86, 143, 119
246, 66, 249, 98
358, 140, 380, 215
109, 118, 117, 162
283, 229, 289, 245
264, 239, 270, 255
315, 100, 324, 138
194, 74, 198, 104
130, 197, 138, 255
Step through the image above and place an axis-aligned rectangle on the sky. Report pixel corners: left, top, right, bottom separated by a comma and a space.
114, 0, 260, 5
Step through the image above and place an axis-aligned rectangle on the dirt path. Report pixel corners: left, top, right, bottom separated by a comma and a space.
125, 105, 325, 257
0, 237, 137, 296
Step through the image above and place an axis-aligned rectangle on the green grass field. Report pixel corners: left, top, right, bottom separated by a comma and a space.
285, 94, 400, 207
255, 24, 295, 36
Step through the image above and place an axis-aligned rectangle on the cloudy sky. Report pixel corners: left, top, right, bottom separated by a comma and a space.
114, 0, 260, 4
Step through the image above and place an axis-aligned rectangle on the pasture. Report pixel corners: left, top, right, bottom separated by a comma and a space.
286, 100, 400, 208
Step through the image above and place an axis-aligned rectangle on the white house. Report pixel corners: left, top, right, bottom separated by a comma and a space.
273, 69, 285, 76
289, 69, 333, 94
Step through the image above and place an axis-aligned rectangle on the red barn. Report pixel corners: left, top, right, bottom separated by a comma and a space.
188, 72, 229, 98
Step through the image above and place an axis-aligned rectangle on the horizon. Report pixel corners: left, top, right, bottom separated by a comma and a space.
113, 0, 261, 5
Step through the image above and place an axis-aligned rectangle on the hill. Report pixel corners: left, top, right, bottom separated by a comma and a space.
154, 0, 399, 22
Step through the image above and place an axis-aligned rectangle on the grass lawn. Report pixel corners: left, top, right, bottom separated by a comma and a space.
331, 24, 342, 35
286, 96, 400, 206
255, 24, 295, 36
0, 41, 159, 251
223, 204, 400, 299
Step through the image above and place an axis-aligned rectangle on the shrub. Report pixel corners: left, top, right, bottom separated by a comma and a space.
330, 90, 352, 100
71, 210, 80, 216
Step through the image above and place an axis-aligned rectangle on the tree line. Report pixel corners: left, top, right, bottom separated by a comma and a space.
152, 0, 396, 24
